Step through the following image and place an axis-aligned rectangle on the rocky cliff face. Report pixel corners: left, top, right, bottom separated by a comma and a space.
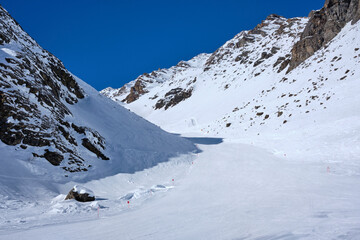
288, 0, 360, 71
0, 6, 98, 171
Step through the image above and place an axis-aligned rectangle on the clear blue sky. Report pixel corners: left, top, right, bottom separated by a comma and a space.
1, 0, 325, 90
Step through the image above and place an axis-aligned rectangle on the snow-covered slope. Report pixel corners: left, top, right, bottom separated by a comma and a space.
101, 14, 307, 130
0, 4, 196, 199
102, 2, 360, 141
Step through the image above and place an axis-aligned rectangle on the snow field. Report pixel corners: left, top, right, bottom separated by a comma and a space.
1, 141, 360, 239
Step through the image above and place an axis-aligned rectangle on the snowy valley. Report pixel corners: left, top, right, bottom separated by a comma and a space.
1, 0, 360, 239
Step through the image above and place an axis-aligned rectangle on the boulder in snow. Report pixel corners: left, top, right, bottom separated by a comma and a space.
65, 185, 95, 202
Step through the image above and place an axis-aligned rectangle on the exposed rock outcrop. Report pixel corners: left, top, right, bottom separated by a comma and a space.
155, 88, 193, 110
82, 138, 109, 160
65, 185, 95, 202
288, 0, 360, 72
123, 79, 148, 103
43, 150, 64, 166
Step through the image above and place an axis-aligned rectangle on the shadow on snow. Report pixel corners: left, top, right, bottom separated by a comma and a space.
184, 137, 223, 145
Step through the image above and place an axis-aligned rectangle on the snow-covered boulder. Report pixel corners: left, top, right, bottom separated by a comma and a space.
65, 185, 95, 202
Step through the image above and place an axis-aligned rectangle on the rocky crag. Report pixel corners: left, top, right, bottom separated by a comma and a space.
289, 0, 360, 71
0, 6, 96, 171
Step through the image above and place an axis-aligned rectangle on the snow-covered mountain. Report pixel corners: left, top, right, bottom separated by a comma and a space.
2, 1, 360, 238
0, 4, 196, 190
102, 0, 360, 139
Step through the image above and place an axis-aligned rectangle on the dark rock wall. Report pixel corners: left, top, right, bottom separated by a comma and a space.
0, 5, 109, 172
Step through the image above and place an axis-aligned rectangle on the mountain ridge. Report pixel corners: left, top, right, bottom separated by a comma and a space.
101, 0, 360, 138
101, 13, 308, 104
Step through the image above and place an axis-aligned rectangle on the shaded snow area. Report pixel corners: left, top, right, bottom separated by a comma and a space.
67, 77, 197, 178
0, 145, 196, 235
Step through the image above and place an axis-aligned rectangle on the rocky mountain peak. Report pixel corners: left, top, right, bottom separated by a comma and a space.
265, 14, 284, 21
